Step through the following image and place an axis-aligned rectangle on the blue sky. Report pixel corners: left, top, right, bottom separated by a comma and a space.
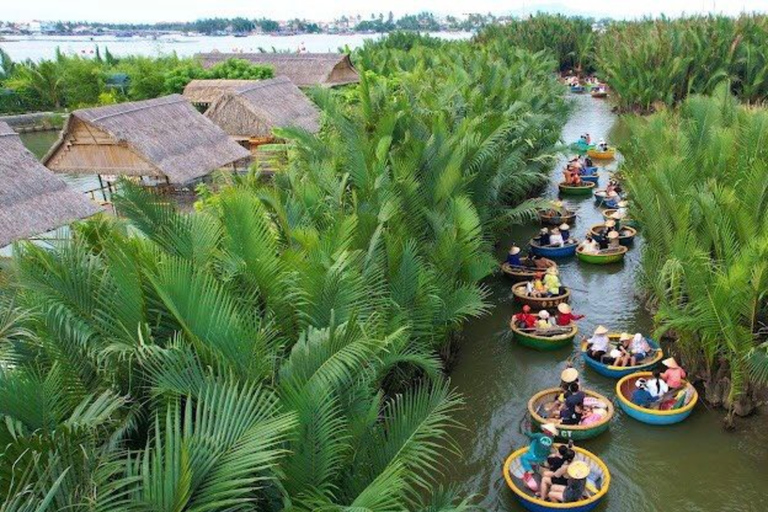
5, 0, 767, 23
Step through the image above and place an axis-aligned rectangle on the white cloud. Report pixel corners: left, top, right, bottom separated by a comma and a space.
3, 0, 766, 23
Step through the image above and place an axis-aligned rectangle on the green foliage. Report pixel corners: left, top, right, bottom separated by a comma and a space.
205, 58, 274, 80
617, 88, 768, 402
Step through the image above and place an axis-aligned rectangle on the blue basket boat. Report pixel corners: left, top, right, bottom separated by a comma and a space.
580, 335, 663, 378
529, 239, 578, 258
616, 372, 698, 425
571, 85, 586, 93
504, 445, 610, 512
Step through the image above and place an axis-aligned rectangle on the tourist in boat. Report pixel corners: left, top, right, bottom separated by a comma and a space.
543, 267, 562, 296
598, 138, 608, 151
584, 155, 594, 168
526, 272, 547, 298
513, 305, 537, 329
520, 423, 559, 491
629, 333, 652, 366
560, 382, 585, 425
578, 236, 600, 254
538, 445, 576, 499
631, 378, 655, 407
506, 245, 522, 267
661, 358, 687, 389
646, 369, 670, 400
536, 310, 553, 329
559, 223, 572, 243
612, 333, 634, 367
547, 460, 590, 503
604, 191, 621, 209
548, 228, 565, 247
556, 303, 584, 326
616, 200, 629, 218
609, 211, 623, 230
607, 230, 621, 249
537, 228, 551, 247
597, 219, 617, 238
586, 325, 611, 362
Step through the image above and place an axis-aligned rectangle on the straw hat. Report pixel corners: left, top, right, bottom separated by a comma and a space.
617, 200, 629, 208
561, 367, 579, 383
663, 357, 680, 369
538, 310, 550, 319
605, 219, 616, 228
567, 461, 590, 480
559, 223, 570, 230
610, 212, 623, 220
619, 332, 632, 342
594, 325, 609, 335
510, 246, 521, 255
540, 228, 549, 234
607, 231, 620, 239
541, 423, 558, 436
557, 303, 572, 314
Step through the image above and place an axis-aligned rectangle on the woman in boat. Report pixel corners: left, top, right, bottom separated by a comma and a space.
548, 228, 565, 247
586, 325, 611, 362
543, 267, 562, 296
612, 333, 634, 367
538, 445, 576, 499
556, 303, 584, 326
513, 305, 537, 329
506, 245, 522, 267
661, 358, 687, 389
559, 223, 572, 243
548, 460, 590, 503
537, 228, 551, 247
631, 378, 655, 407
629, 333, 652, 366
520, 423, 559, 491
646, 369, 670, 400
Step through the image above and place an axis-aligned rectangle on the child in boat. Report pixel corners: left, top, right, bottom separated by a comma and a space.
585, 326, 610, 362
513, 305, 537, 329
661, 358, 687, 389
548, 228, 565, 247
506, 245, 522, 267
556, 303, 584, 326
538, 445, 576, 499
548, 460, 590, 503
559, 223, 572, 243
543, 267, 562, 296
520, 423, 559, 491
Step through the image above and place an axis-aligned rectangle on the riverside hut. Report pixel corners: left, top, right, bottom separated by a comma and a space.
0, 121, 100, 248
182, 79, 260, 109
43, 95, 251, 187
195, 53, 359, 87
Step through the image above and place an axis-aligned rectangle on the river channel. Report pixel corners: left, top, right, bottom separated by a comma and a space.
439, 93, 768, 512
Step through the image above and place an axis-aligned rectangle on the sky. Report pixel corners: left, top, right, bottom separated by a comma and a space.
4, 0, 768, 23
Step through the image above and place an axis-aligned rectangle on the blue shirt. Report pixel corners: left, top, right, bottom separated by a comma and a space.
561, 230, 570, 241
631, 388, 654, 407
506, 253, 522, 266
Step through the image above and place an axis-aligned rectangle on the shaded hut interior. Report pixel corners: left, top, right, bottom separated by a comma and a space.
195, 52, 360, 88
0, 121, 101, 249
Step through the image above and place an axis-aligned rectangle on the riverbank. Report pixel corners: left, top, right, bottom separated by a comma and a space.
437, 93, 768, 511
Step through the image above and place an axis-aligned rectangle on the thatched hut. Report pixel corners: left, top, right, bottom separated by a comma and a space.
183, 79, 260, 109
203, 76, 320, 148
43, 95, 251, 186
195, 53, 359, 88
0, 121, 100, 248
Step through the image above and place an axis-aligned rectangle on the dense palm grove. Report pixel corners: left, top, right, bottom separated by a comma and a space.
0, 34, 568, 509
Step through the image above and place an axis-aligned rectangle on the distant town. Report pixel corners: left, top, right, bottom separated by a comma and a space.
0, 13, 510, 37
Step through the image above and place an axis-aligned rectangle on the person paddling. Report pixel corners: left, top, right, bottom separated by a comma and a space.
520, 423, 559, 492
556, 303, 584, 326
506, 245, 522, 267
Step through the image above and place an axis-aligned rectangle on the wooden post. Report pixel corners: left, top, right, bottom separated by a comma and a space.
97, 175, 108, 202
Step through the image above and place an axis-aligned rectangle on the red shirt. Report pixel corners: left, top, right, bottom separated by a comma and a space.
662, 368, 687, 388
556, 312, 584, 326
514, 313, 537, 328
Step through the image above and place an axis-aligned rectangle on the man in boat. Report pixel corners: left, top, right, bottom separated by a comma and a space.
543, 267, 562, 296
548, 228, 565, 247
560, 382, 585, 425
555, 303, 584, 326
559, 223, 572, 243
661, 358, 687, 390
520, 423, 559, 491
547, 460, 590, 503
585, 325, 610, 362
536, 228, 551, 247
513, 305, 537, 329
506, 245, 522, 267
564, 167, 582, 186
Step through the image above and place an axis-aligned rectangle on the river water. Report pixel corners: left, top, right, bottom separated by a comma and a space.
17, 93, 768, 512
439, 94, 768, 512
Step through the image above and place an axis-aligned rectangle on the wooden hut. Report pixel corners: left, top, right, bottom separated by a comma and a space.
43, 95, 251, 186
0, 121, 100, 248
183, 79, 260, 109
203, 76, 320, 147
195, 53, 359, 88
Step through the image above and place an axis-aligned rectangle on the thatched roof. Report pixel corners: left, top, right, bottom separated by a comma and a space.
44, 95, 251, 184
203, 76, 320, 139
195, 53, 359, 87
0, 121, 101, 247
183, 79, 261, 106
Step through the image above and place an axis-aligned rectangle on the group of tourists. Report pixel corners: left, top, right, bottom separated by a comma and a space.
513, 303, 584, 330
520, 267, 564, 298
631, 358, 690, 409
584, 327, 654, 366
539, 368, 611, 428
535, 225, 574, 248
578, 231, 619, 254
563, 155, 595, 186
505, 245, 557, 270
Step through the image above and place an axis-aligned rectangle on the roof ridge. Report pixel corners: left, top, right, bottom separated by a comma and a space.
85, 95, 187, 123
234, 76, 292, 95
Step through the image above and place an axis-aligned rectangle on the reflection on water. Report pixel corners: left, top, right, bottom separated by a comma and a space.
440, 94, 768, 511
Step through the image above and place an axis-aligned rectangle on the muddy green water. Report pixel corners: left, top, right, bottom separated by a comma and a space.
440, 94, 768, 512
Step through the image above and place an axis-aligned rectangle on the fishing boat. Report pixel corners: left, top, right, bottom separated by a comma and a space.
558, 181, 596, 196
500, 259, 557, 282
511, 282, 571, 310
570, 85, 586, 93
510, 322, 577, 351
602, 209, 639, 229
504, 445, 610, 512
538, 208, 576, 226
581, 335, 664, 378
529, 239, 579, 258
527, 388, 614, 440
576, 246, 628, 264
616, 372, 698, 425
587, 147, 616, 160
589, 224, 637, 246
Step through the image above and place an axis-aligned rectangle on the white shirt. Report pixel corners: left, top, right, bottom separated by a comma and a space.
549, 233, 564, 247
630, 335, 650, 354
646, 378, 669, 398
588, 334, 610, 352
